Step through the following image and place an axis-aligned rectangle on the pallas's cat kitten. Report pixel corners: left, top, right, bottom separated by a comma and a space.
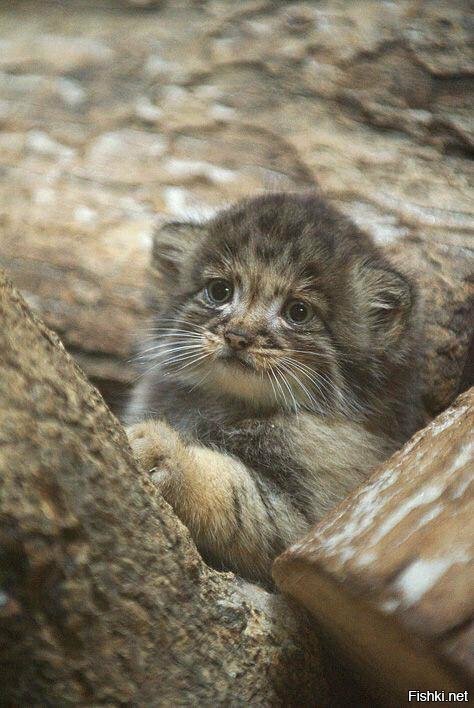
126, 193, 422, 584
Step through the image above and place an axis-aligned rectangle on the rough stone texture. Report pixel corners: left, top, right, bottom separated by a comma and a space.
0, 0, 472, 416
0, 271, 333, 706
274, 388, 474, 704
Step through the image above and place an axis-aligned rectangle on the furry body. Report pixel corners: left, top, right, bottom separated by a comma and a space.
126, 193, 423, 583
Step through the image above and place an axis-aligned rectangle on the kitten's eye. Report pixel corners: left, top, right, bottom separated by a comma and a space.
206, 279, 234, 305
284, 300, 313, 325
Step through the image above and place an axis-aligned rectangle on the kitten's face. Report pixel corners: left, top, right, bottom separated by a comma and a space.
174, 252, 343, 412
146, 194, 414, 415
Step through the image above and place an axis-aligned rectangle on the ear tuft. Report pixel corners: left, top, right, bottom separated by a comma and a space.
151, 221, 206, 288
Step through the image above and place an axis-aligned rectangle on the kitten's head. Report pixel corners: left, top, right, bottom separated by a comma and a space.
146, 193, 416, 416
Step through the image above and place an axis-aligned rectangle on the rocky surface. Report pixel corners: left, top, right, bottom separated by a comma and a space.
0, 0, 472, 417
0, 271, 336, 706
274, 387, 474, 702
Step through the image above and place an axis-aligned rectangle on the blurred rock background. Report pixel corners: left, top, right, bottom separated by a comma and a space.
0, 0, 472, 416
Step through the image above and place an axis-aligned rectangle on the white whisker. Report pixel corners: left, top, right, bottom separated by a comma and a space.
266, 367, 278, 403
171, 352, 212, 375
160, 350, 205, 366
280, 356, 332, 410
285, 346, 353, 366
274, 363, 300, 416
131, 348, 202, 366
189, 367, 213, 391
146, 329, 203, 337
134, 347, 203, 381
133, 342, 203, 360
270, 365, 292, 414
156, 317, 206, 331
279, 360, 318, 412
269, 367, 286, 410
282, 355, 330, 390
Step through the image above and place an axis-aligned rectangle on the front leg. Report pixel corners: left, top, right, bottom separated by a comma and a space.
126, 419, 187, 489
126, 420, 308, 583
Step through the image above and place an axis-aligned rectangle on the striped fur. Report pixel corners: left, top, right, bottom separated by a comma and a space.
126, 193, 423, 584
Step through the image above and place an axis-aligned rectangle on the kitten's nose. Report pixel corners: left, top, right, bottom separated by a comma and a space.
224, 328, 252, 351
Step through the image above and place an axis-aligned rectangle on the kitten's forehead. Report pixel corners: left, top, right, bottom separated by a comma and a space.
202, 194, 339, 270
203, 238, 326, 305
193, 192, 373, 296
241, 261, 289, 300
203, 239, 306, 297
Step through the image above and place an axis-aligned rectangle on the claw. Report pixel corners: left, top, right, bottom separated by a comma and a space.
150, 466, 171, 486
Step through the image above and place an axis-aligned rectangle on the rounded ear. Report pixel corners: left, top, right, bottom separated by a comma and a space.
151, 221, 207, 290
356, 263, 415, 349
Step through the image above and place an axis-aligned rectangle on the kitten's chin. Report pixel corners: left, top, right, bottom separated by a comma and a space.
199, 359, 277, 409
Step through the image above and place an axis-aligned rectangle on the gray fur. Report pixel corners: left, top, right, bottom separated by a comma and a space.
125, 192, 424, 583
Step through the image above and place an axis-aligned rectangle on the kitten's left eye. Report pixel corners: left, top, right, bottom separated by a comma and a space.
206, 278, 234, 305
284, 300, 313, 325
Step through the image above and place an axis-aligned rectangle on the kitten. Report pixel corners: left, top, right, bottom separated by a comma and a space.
125, 192, 423, 584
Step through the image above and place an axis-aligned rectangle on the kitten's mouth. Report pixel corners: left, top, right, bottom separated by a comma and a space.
218, 351, 255, 371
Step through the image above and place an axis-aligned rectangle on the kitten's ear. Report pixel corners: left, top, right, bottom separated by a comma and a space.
151, 220, 206, 288
357, 263, 415, 349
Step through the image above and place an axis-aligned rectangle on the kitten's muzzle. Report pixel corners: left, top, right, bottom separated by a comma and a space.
224, 328, 253, 351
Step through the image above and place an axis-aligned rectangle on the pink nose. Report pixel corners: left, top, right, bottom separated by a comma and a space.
224, 329, 252, 350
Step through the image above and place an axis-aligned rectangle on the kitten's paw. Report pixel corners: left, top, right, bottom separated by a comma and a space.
126, 420, 184, 488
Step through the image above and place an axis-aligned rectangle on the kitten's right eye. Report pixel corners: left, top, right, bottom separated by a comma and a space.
284, 300, 313, 325
205, 279, 234, 305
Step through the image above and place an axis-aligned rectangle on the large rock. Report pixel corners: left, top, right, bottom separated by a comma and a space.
0, 271, 334, 705
274, 388, 474, 704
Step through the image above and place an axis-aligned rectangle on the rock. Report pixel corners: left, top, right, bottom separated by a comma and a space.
0, 35, 114, 74
274, 388, 474, 704
0, 271, 335, 705
81, 129, 169, 184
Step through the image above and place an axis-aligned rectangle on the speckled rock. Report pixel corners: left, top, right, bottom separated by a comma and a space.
0, 272, 333, 706
274, 388, 474, 701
